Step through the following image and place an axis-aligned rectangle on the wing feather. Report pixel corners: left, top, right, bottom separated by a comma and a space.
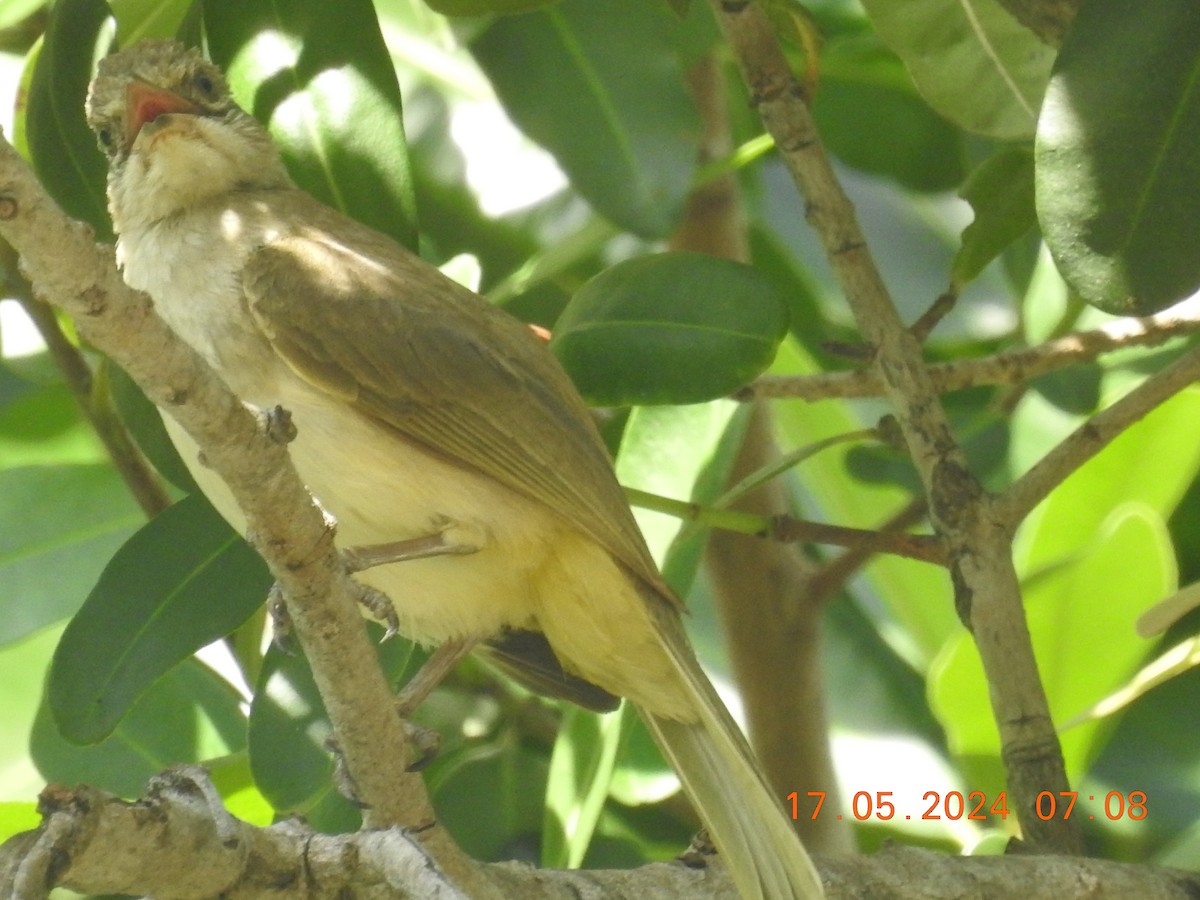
240, 193, 674, 604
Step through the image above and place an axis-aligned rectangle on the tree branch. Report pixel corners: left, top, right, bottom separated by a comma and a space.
5, 768, 1199, 900
711, 0, 1081, 853
998, 342, 1200, 527
0, 135, 488, 893
737, 307, 1200, 402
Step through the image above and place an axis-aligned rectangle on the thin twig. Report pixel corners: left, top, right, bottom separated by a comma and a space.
626, 486, 943, 564
998, 342, 1200, 528
807, 497, 931, 607
738, 306, 1200, 402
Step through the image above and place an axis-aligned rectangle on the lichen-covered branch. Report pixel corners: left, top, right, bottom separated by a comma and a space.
4, 768, 1198, 900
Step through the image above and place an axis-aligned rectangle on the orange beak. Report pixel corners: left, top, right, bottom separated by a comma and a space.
125, 81, 202, 146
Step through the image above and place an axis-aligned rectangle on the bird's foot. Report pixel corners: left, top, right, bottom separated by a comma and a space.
341, 516, 484, 574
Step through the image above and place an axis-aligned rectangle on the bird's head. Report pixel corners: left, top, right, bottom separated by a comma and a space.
86, 40, 291, 232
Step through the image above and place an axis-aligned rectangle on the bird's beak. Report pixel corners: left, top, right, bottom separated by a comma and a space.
125, 80, 202, 147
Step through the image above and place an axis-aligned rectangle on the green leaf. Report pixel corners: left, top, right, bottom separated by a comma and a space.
105, 360, 198, 493
0, 802, 40, 843
33, 657, 246, 798
860, 0, 1054, 140
953, 146, 1036, 290
0, 0, 49, 30
204, 0, 418, 250
1035, 0, 1200, 315
471, 0, 700, 238
248, 628, 420, 813
0, 381, 107, 470
542, 704, 631, 869
814, 37, 966, 192
616, 400, 743, 567
23, 0, 112, 238
48, 494, 270, 744
932, 504, 1173, 786
425, 0, 556, 14
110, 0, 195, 41
551, 253, 789, 406
0, 465, 142, 645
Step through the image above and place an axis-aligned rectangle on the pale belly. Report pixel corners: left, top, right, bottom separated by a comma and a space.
163, 378, 559, 643
162, 377, 692, 716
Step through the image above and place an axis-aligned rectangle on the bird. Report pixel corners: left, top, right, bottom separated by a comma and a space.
85, 39, 823, 900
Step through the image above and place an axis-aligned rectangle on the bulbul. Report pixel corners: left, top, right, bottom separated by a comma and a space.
86, 40, 822, 900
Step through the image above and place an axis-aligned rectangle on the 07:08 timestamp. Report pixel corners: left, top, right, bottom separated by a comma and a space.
787, 790, 1148, 822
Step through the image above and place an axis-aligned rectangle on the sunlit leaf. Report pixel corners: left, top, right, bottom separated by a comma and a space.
205, 0, 418, 249
110, 0, 194, 41
48, 494, 269, 743
543, 704, 631, 868
472, 0, 700, 238
552, 253, 789, 406
860, 0, 1054, 139
0, 0, 48, 30
1036, 0, 1200, 315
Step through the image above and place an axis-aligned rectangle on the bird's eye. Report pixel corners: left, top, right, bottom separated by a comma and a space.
194, 73, 216, 96
97, 128, 113, 148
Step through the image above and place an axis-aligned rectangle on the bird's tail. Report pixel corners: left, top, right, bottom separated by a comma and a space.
639, 609, 825, 899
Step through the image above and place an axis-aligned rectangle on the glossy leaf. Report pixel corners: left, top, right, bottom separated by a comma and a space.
0, 465, 141, 645
814, 37, 966, 192
953, 146, 1036, 290
551, 253, 789, 406
471, 0, 700, 238
33, 657, 246, 798
204, 0, 418, 249
23, 0, 112, 237
48, 494, 270, 744
1035, 0, 1200, 315
860, 0, 1054, 140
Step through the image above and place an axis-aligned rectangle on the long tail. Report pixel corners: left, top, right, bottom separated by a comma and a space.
639, 611, 825, 899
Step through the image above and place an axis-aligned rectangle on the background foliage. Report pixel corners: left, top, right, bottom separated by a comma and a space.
1, 0, 1199, 887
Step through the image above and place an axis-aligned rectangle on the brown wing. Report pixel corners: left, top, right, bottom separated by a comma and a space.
241, 191, 675, 604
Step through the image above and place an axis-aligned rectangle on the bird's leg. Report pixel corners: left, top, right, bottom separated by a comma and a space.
396, 637, 479, 717
267, 519, 483, 644
342, 530, 480, 573
340, 520, 483, 638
